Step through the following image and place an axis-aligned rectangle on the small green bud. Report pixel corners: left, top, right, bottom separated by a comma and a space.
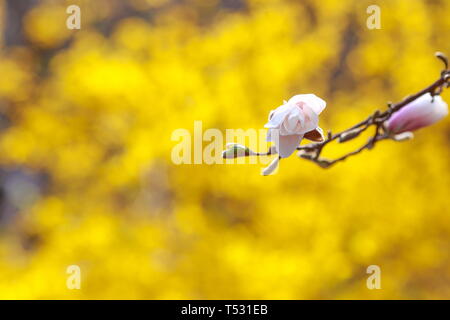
222, 144, 252, 159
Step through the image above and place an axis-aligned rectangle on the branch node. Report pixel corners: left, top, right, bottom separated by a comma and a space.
338, 127, 365, 143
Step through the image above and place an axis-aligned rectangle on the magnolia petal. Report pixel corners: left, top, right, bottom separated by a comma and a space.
261, 157, 280, 176
304, 127, 324, 142
288, 94, 326, 115
266, 128, 277, 143
267, 145, 278, 155
286, 110, 301, 132
264, 104, 292, 128
297, 105, 319, 134
275, 134, 303, 158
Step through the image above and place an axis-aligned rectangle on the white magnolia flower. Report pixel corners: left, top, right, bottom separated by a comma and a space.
264, 94, 326, 158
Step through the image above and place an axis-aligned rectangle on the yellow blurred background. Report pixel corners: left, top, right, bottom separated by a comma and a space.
0, 0, 449, 299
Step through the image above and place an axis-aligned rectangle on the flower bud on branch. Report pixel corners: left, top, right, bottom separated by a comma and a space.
222, 143, 256, 159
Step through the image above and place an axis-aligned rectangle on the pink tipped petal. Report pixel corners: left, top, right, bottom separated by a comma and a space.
265, 94, 326, 158
288, 94, 326, 115
299, 105, 319, 133
275, 134, 303, 158
286, 110, 300, 132
387, 93, 448, 134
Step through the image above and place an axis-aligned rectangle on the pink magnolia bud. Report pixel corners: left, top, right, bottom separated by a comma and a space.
386, 93, 448, 134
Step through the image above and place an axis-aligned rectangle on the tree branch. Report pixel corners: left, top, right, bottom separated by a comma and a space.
296, 52, 449, 168
223, 52, 450, 170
